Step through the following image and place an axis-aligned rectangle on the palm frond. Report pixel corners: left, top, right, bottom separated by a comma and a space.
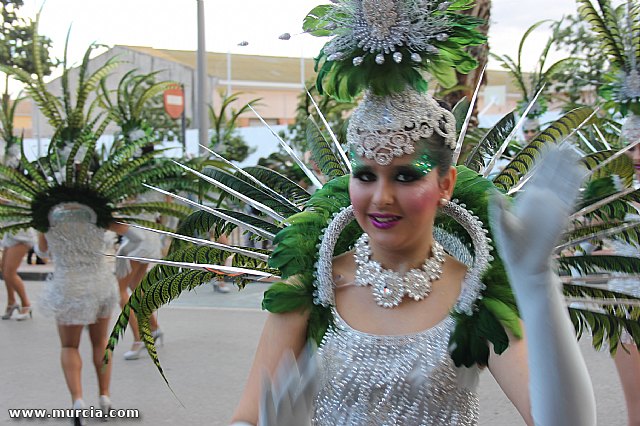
492, 107, 596, 191
464, 111, 516, 172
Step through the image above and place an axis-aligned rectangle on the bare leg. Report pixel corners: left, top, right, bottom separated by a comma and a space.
2, 244, 31, 311
614, 344, 640, 426
58, 324, 84, 402
88, 317, 112, 397
2, 249, 16, 306
118, 266, 141, 343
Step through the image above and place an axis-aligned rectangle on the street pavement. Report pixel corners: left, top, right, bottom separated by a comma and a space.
0, 264, 628, 425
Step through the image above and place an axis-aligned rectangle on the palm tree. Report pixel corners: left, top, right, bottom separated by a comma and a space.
207, 91, 260, 163
442, 0, 491, 125
490, 20, 576, 120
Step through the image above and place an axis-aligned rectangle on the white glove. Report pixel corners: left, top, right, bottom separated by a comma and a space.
257, 344, 319, 426
489, 146, 596, 426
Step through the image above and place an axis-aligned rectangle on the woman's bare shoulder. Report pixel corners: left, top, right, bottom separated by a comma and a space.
332, 250, 355, 286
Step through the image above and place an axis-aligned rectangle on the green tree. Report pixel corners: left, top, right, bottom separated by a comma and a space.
281, 83, 356, 153
551, 14, 609, 112
441, 0, 491, 125
491, 20, 575, 118
208, 92, 258, 163
99, 69, 180, 151
0, 2, 55, 83
0, 3, 55, 166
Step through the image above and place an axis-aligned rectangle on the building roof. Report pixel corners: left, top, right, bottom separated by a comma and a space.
120, 45, 317, 84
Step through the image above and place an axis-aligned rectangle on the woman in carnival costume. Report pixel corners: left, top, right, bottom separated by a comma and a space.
229, 0, 595, 422
1, 108, 35, 321
1, 221, 35, 321
108, 1, 640, 424
0, 65, 189, 426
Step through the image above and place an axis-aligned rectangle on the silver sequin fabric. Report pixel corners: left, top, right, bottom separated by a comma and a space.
313, 307, 480, 425
38, 203, 118, 325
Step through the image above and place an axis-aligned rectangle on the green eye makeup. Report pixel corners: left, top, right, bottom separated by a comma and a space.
412, 152, 435, 176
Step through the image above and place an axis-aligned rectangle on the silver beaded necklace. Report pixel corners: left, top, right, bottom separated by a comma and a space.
354, 233, 446, 308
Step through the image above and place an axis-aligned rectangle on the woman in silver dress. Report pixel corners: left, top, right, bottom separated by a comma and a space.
228, 85, 596, 425
36, 205, 143, 424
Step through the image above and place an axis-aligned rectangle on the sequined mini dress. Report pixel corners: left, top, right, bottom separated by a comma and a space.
39, 203, 118, 325
312, 275, 481, 426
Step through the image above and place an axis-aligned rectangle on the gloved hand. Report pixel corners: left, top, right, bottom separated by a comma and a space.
489, 146, 596, 426
258, 344, 319, 426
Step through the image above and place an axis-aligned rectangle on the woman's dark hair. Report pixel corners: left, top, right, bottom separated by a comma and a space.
422, 99, 454, 178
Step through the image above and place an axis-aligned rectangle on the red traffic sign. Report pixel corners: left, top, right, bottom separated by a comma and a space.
164, 86, 185, 119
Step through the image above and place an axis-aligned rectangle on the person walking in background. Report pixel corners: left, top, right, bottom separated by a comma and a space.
1, 230, 35, 320
115, 192, 167, 360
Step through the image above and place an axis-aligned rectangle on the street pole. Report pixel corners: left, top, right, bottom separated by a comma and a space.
181, 83, 187, 157
196, 0, 208, 155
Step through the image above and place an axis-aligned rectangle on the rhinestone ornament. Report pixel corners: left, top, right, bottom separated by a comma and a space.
348, 88, 457, 166
354, 233, 445, 308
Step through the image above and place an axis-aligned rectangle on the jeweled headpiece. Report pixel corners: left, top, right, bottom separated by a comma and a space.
305, 0, 486, 102
305, 0, 483, 166
621, 113, 640, 144
348, 88, 457, 165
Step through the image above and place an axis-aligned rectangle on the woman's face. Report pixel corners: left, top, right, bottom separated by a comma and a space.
349, 150, 455, 255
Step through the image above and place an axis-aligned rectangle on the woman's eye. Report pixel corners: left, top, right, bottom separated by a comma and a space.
353, 171, 376, 182
396, 172, 421, 182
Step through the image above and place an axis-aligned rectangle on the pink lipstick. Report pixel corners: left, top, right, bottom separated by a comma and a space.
369, 213, 401, 229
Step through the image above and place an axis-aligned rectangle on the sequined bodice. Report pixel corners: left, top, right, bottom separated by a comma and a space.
313, 303, 479, 425
45, 204, 109, 272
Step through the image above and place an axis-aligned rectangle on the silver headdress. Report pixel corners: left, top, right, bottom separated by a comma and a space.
322, 0, 452, 65
348, 88, 457, 165
621, 113, 640, 144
